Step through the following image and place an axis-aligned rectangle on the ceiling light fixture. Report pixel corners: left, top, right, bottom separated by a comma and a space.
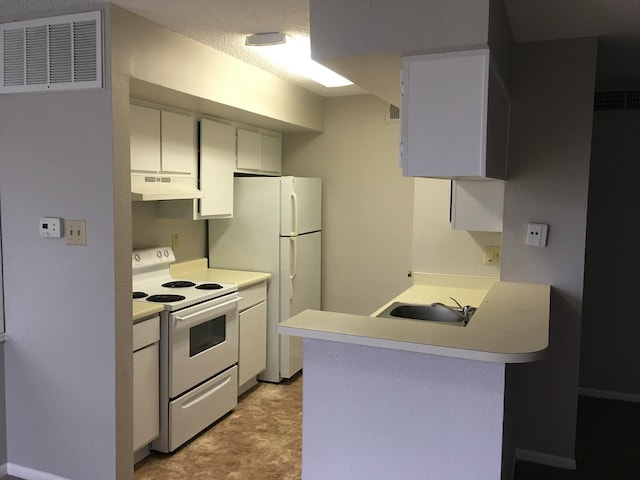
245, 32, 353, 88
245, 32, 286, 47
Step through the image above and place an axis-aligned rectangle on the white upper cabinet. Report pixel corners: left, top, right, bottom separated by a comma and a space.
199, 118, 236, 218
450, 179, 504, 232
236, 129, 262, 171
159, 118, 236, 219
400, 49, 509, 180
261, 134, 282, 174
160, 110, 197, 175
236, 128, 282, 175
130, 104, 161, 172
130, 104, 196, 176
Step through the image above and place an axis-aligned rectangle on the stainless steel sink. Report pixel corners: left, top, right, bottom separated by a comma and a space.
376, 302, 475, 326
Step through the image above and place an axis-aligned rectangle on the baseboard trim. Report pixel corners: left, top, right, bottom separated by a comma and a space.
515, 449, 576, 470
7, 463, 70, 480
579, 387, 640, 403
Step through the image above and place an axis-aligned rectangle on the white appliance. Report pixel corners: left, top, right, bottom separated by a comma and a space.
208, 176, 321, 383
132, 247, 240, 453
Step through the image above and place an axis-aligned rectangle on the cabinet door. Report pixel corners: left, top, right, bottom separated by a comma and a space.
200, 118, 236, 217
161, 110, 196, 174
236, 129, 262, 171
130, 104, 161, 172
238, 300, 267, 386
401, 49, 490, 178
450, 179, 504, 232
261, 134, 282, 174
133, 342, 159, 451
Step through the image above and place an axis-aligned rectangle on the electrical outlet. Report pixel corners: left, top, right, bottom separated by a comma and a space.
66, 220, 86, 246
172, 234, 179, 250
526, 223, 548, 247
484, 246, 501, 265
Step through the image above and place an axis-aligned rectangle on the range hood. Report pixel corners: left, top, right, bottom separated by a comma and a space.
131, 173, 203, 201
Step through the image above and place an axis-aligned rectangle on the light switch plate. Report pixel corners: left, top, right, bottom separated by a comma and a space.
66, 220, 87, 246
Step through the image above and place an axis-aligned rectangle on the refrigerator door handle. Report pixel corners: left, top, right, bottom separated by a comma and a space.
290, 185, 299, 236
289, 236, 298, 301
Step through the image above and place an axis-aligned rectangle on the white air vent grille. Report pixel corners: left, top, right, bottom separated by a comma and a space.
1, 11, 102, 93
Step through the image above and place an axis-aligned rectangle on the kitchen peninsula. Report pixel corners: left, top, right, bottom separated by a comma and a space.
278, 274, 550, 480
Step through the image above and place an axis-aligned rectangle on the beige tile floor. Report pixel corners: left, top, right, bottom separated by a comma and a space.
135, 374, 302, 480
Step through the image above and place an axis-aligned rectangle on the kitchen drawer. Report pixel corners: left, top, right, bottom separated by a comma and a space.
168, 365, 237, 452
133, 315, 160, 351
238, 282, 267, 312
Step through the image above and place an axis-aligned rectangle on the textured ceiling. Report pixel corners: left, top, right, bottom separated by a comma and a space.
1, 0, 640, 95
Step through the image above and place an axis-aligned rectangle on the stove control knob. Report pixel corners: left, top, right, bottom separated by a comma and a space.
156, 250, 162, 258
134, 253, 141, 262
163, 249, 169, 257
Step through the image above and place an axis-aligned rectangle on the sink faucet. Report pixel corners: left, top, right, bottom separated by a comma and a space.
447, 297, 476, 325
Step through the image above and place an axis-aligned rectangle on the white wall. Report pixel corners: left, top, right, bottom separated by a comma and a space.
502, 38, 597, 465
110, 6, 324, 133
0, 43, 124, 480
132, 202, 206, 262
580, 110, 640, 399
310, 0, 490, 59
301, 338, 506, 480
0, 344, 5, 468
283, 95, 414, 315
412, 178, 502, 277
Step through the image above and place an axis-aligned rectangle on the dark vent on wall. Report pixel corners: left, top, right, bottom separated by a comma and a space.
594, 90, 640, 111
1, 11, 102, 93
385, 104, 400, 123
627, 91, 640, 110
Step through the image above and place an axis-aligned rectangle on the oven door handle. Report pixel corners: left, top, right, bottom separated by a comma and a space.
173, 297, 240, 328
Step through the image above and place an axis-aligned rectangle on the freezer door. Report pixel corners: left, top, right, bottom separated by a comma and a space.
280, 176, 322, 236
279, 231, 321, 378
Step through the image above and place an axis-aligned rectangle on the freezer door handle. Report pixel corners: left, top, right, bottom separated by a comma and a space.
290, 183, 299, 236
289, 236, 298, 301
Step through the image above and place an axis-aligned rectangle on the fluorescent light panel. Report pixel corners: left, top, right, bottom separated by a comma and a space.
246, 33, 353, 88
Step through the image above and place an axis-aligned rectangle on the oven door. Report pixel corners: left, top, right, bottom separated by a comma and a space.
169, 293, 239, 398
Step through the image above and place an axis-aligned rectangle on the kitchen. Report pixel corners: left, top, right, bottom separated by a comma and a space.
0, 1, 629, 480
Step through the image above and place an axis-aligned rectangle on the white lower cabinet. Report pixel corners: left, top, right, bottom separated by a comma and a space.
133, 314, 160, 456
237, 282, 268, 395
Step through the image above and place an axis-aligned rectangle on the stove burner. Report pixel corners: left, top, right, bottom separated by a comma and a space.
162, 280, 196, 288
133, 291, 148, 299
195, 283, 224, 290
147, 294, 186, 303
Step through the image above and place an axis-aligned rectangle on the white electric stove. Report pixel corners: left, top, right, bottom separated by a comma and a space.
132, 247, 240, 453
132, 247, 237, 311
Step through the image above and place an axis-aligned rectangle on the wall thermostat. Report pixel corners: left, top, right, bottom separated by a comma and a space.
40, 217, 63, 237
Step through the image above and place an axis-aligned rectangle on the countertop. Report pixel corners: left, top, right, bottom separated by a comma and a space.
132, 258, 271, 322
133, 302, 164, 323
277, 273, 550, 364
169, 258, 271, 289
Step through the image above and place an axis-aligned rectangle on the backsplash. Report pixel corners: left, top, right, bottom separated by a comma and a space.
132, 201, 207, 262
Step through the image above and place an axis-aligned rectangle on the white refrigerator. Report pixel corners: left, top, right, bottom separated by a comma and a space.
208, 176, 321, 383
